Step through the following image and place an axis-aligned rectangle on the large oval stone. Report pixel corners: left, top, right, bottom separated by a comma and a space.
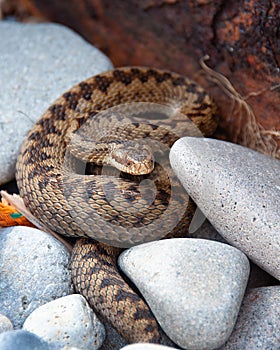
170, 137, 280, 280
119, 238, 250, 349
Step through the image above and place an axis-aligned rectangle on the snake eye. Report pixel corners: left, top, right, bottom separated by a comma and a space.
127, 161, 131, 166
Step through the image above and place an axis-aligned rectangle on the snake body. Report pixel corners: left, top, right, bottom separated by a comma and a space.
16, 67, 218, 344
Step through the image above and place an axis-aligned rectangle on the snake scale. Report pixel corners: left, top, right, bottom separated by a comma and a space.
16, 67, 218, 344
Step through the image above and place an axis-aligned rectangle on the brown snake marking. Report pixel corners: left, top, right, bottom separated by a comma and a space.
16, 67, 218, 344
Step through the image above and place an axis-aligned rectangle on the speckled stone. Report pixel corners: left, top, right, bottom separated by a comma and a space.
23, 294, 105, 350
0, 21, 113, 185
0, 315, 13, 334
0, 226, 73, 328
119, 238, 250, 350
219, 286, 280, 349
187, 220, 278, 289
121, 345, 176, 349
0, 330, 53, 350
170, 137, 280, 280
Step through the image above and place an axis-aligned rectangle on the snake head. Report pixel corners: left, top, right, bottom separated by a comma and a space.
108, 141, 154, 175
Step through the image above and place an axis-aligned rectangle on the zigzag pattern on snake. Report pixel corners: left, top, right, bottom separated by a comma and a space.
16, 67, 218, 344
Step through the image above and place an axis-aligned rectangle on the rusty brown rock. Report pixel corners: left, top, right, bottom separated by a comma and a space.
5, 0, 280, 157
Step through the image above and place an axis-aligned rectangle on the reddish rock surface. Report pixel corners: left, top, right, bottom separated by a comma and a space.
2, 0, 280, 158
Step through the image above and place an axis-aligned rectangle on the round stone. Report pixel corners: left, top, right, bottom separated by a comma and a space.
0, 21, 113, 185
119, 238, 250, 349
170, 137, 280, 280
0, 226, 72, 328
23, 294, 105, 350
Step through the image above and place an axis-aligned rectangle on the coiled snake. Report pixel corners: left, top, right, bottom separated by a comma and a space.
16, 67, 218, 345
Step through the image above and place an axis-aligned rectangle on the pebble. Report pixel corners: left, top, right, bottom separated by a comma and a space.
23, 294, 105, 349
0, 226, 73, 328
188, 220, 279, 288
170, 137, 280, 280
119, 238, 250, 350
0, 21, 113, 185
0, 315, 13, 334
121, 345, 176, 349
0, 330, 55, 350
219, 286, 280, 349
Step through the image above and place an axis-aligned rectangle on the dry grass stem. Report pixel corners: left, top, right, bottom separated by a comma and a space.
200, 55, 279, 159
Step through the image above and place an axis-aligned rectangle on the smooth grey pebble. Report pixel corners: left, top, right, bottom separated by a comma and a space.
0, 330, 52, 350
23, 294, 105, 350
119, 238, 250, 350
0, 226, 73, 328
219, 286, 280, 349
170, 137, 280, 280
121, 345, 177, 349
0, 314, 13, 334
0, 21, 113, 185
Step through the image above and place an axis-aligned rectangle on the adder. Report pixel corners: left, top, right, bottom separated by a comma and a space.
16, 67, 218, 344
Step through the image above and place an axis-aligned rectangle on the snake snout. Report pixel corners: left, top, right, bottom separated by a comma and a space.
109, 141, 155, 175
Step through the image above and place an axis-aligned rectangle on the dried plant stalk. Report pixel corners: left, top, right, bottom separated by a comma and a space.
200, 56, 280, 159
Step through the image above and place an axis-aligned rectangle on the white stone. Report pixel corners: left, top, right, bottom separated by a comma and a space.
0, 22, 113, 185
121, 345, 176, 349
0, 226, 72, 328
119, 238, 250, 350
23, 294, 105, 350
219, 286, 280, 349
0, 330, 51, 349
170, 137, 280, 280
0, 314, 13, 334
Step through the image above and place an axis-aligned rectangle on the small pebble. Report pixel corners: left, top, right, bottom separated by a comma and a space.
23, 294, 105, 350
0, 315, 13, 334
189, 220, 278, 288
121, 345, 176, 349
219, 286, 280, 349
0, 330, 52, 350
170, 137, 280, 280
0, 226, 73, 328
0, 21, 113, 185
119, 238, 250, 350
